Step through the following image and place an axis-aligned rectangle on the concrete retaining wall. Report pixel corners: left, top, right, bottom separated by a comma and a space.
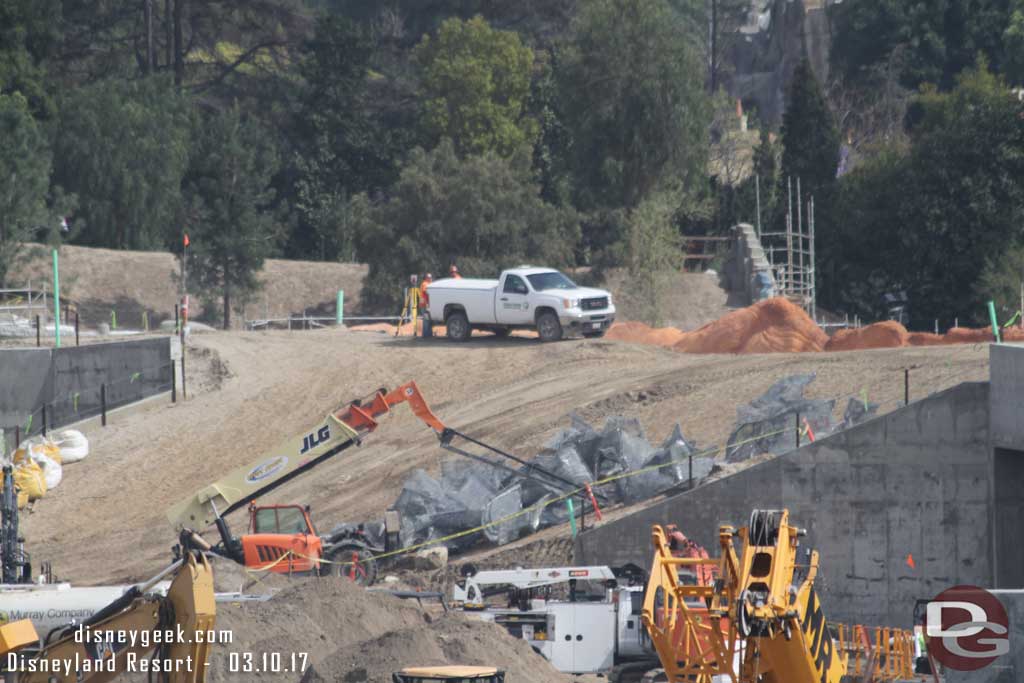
0, 337, 173, 438
574, 382, 993, 628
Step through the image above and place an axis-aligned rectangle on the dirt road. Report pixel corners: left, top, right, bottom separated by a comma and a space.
23, 328, 988, 584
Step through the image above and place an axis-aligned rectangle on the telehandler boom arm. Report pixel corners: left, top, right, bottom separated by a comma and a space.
167, 382, 445, 531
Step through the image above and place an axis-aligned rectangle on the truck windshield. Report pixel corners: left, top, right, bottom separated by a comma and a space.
526, 271, 577, 291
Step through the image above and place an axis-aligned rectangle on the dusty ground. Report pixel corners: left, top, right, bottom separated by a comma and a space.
11, 244, 367, 330
22, 326, 989, 586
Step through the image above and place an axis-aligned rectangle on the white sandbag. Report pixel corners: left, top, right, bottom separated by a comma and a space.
55, 429, 89, 463
33, 452, 62, 490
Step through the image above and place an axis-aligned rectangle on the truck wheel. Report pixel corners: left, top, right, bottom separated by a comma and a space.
536, 311, 563, 342
446, 311, 472, 342
328, 543, 378, 586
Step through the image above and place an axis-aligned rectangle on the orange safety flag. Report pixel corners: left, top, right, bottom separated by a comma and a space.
803, 418, 816, 442
183, 233, 190, 247
906, 553, 916, 569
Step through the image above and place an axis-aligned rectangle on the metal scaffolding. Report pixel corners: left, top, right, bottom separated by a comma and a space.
759, 176, 816, 320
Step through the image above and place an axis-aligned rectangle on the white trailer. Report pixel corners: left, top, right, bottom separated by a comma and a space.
452, 565, 655, 676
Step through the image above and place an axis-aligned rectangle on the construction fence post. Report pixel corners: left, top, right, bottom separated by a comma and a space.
904, 368, 909, 406
688, 454, 693, 489
181, 355, 187, 400
35, 315, 40, 347
100, 384, 107, 427
75, 311, 79, 346
171, 362, 177, 403
795, 411, 801, 448
41, 405, 46, 437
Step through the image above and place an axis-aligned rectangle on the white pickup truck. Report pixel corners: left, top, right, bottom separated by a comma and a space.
426, 267, 616, 342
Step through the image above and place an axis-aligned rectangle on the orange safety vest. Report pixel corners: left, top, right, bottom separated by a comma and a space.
419, 281, 430, 307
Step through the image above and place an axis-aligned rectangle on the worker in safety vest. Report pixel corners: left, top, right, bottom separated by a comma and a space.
419, 273, 432, 308
449, 264, 462, 279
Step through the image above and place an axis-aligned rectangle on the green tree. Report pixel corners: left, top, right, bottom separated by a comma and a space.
0, 93, 54, 284
826, 61, 1024, 325
0, 0, 61, 119
414, 15, 537, 157
978, 242, 1024, 320
52, 76, 191, 250
352, 139, 579, 311
1004, 0, 1024, 84
780, 59, 840, 203
184, 107, 281, 328
559, 0, 709, 212
290, 14, 385, 261
623, 191, 683, 326
831, 0, 1014, 89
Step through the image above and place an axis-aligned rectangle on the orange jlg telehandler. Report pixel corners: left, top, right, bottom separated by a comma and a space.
167, 382, 446, 585
167, 381, 595, 585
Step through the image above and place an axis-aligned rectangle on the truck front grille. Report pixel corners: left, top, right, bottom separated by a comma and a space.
581, 297, 608, 311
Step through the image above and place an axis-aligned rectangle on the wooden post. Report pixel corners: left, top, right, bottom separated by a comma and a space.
101, 384, 107, 426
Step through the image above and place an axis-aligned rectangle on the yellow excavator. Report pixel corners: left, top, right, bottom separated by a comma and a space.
643, 509, 847, 683
1, 550, 215, 682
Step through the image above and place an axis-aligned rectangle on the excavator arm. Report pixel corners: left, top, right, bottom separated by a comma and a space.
6, 552, 216, 683
167, 381, 445, 532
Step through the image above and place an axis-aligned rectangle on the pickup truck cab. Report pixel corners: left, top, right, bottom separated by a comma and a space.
426, 267, 615, 342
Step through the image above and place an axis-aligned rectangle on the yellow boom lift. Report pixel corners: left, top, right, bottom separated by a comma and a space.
643, 509, 847, 683
1, 550, 215, 682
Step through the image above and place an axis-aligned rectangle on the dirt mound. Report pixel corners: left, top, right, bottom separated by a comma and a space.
825, 321, 909, 351
11, 243, 366, 330
199, 578, 567, 683
606, 321, 687, 346
607, 299, 1013, 354
672, 298, 828, 353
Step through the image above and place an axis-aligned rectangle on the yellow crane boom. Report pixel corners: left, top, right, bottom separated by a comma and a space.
4, 552, 216, 683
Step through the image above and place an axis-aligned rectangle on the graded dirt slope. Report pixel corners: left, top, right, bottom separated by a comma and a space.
23, 329, 988, 584
10, 243, 367, 329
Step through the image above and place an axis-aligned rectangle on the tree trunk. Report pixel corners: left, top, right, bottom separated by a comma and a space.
173, 0, 184, 86
223, 281, 231, 330
144, 0, 154, 73
165, 0, 172, 68
710, 0, 718, 92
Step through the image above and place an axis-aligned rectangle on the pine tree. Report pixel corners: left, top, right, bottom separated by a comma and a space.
184, 106, 281, 329
780, 59, 840, 204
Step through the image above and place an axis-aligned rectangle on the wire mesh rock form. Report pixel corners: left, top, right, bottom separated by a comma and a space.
724, 373, 835, 463
393, 414, 710, 551
722, 372, 884, 463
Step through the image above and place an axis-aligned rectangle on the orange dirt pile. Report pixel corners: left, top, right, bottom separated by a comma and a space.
605, 321, 687, 346
606, 297, 1011, 354
671, 298, 828, 353
825, 321, 909, 351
